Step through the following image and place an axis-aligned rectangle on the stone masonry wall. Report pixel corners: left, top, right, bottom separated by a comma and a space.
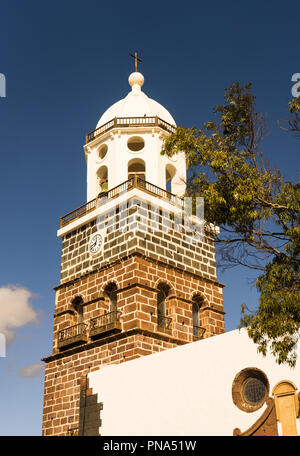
42, 255, 225, 436
42, 196, 225, 436
60, 197, 217, 284
42, 332, 181, 436
53, 255, 224, 352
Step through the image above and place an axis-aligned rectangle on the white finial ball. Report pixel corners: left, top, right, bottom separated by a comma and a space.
128, 72, 144, 88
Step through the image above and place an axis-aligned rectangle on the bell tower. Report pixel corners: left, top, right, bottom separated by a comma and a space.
42, 69, 225, 436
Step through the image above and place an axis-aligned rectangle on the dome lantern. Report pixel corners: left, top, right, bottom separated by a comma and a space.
84, 69, 186, 202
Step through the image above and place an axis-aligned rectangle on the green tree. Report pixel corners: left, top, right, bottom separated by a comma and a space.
287, 96, 300, 134
162, 83, 300, 366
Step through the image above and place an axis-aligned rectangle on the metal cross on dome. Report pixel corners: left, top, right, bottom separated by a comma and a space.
130, 52, 143, 72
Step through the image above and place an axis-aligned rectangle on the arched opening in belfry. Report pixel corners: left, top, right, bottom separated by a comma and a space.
192, 294, 204, 338
104, 282, 118, 313
72, 296, 84, 325
166, 164, 176, 193
97, 165, 108, 194
157, 283, 170, 327
128, 158, 146, 182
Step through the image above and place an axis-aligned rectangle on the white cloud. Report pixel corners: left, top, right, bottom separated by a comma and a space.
0, 285, 39, 342
18, 363, 44, 378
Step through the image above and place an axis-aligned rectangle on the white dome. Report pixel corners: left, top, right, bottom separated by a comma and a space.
96, 72, 176, 128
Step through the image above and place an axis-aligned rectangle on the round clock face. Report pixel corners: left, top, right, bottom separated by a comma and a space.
88, 232, 104, 255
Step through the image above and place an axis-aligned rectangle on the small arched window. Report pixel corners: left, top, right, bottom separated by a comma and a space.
192, 301, 199, 327
104, 283, 118, 313
72, 296, 84, 324
192, 295, 205, 339
157, 283, 170, 329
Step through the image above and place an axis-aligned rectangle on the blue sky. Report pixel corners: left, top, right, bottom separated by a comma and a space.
0, 0, 299, 435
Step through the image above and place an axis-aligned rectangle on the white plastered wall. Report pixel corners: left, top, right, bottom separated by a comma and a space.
88, 328, 300, 436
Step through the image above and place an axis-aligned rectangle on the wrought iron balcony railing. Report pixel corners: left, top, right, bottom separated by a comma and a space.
90, 310, 122, 338
60, 176, 184, 228
157, 313, 172, 333
67, 427, 79, 436
86, 116, 176, 144
193, 325, 206, 340
57, 323, 88, 349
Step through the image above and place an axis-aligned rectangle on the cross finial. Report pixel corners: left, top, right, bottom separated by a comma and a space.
130, 52, 143, 72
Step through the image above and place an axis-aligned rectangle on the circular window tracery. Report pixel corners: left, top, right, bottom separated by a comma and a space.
232, 368, 269, 413
127, 136, 145, 152
243, 377, 267, 405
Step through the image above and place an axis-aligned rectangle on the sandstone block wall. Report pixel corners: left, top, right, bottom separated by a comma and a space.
60, 198, 217, 284
42, 196, 225, 436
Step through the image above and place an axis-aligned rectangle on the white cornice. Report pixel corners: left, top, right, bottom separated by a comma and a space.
57, 188, 183, 238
